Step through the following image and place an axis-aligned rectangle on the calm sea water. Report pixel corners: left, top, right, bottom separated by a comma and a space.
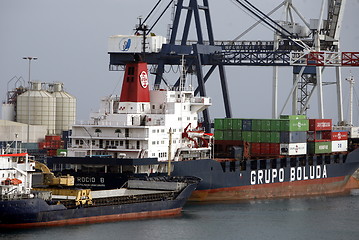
1, 194, 359, 240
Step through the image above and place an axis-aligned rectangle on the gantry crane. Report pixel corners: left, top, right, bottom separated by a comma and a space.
109, 0, 358, 132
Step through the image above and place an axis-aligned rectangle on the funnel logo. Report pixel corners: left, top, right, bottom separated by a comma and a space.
119, 38, 131, 51
140, 71, 148, 88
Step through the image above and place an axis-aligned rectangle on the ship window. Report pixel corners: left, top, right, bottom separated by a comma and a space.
220, 162, 226, 172
92, 140, 96, 145
161, 129, 164, 133
334, 155, 340, 164
308, 156, 314, 166
299, 157, 306, 166
161, 141, 164, 144
290, 158, 297, 167
230, 161, 236, 172
250, 160, 257, 170
115, 141, 119, 146
280, 158, 287, 168
317, 156, 323, 165
194, 117, 197, 120
271, 159, 277, 168
157, 141, 159, 144
325, 155, 332, 164
240, 160, 246, 171
120, 141, 123, 146
178, 117, 182, 121
187, 117, 190, 120
152, 141, 156, 145
75, 139, 79, 145
260, 160, 266, 169
152, 129, 156, 133
152, 105, 155, 109
106, 141, 109, 145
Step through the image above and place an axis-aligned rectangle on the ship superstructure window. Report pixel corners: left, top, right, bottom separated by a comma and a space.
152, 141, 156, 145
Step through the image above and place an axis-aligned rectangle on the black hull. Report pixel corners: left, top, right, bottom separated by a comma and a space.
48, 149, 359, 201
0, 180, 198, 228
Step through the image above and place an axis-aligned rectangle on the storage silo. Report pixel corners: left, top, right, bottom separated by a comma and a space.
17, 82, 56, 135
51, 83, 76, 135
1, 103, 15, 121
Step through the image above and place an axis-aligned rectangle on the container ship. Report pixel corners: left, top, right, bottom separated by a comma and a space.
0, 152, 200, 228
47, 58, 359, 201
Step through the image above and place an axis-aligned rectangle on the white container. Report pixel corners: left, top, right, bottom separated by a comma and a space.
280, 143, 307, 155
108, 35, 166, 53
333, 126, 359, 138
332, 140, 348, 152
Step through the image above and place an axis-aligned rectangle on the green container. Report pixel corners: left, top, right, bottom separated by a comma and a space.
214, 130, 224, 140
270, 120, 282, 131
232, 119, 243, 130
280, 115, 307, 120
251, 131, 261, 143
214, 119, 224, 130
232, 130, 242, 140
252, 119, 262, 131
270, 132, 280, 143
223, 130, 233, 140
242, 131, 252, 142
307, 142, 332, 154
280, 119, 309, 131
260, 131, 271, 143
224, 118, 233, 130
260, 120, 271, 131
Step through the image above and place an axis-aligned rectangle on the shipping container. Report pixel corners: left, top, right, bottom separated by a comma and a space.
223, 130, 233, 140
232, 119, 242, 130
250, 143, 261, 155
330, 131, 348, 141
270, 120, 281, 131
224, 118, 233, 130
232, 131, 242, 140
307, 142, 332, 154
242, 119, 252, 131
251, 120, 262, 131
260, 120, 271, 131
309, 119, 332, 131
280, 119, 309, 131
280, 143, 307, 155
270, 132, 280, 143
260, 143, 270, 155
331, 140, 348, 152
242, 131, 252, 142
333, 126, 359, 138
214, 119, 224, 130
269, 143, 280, 155
56, 149, 68, 156
280, 115, 307, 120
260, 132, 271, 143
251, 131, 261, 143
214, 130, 224, 140
280, 131, 307, 143
307, 131, 331, 142
45, 135, 61, 141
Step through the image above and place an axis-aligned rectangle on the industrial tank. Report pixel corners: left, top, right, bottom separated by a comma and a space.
51, 83, 76, 135
17, 82, 56, 135
1, 103, 15, 121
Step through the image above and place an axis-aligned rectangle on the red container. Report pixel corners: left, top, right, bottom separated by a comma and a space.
45, 135, 61, 141
47, 149, 57, 156
251, 143, 261, 155
309, 119, 332, 131
260, 143, 270, 155
38, 142, 45, 149
331, 131, 348, 141
269, 143, 280, 155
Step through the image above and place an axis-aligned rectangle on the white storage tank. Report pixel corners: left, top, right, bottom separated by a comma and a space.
17, 82, 56, 135
1, 103, 15, 121
51, 83, 76, 135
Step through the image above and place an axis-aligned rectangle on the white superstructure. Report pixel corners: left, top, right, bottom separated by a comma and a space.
68, 62, 212, 161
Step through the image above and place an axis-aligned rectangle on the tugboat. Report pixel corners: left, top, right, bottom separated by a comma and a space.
0, 152, 200, 228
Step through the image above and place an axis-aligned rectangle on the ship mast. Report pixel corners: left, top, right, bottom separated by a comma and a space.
346, 74, 355, 126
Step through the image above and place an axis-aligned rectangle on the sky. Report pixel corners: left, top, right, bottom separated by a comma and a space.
1, 0, 359, 125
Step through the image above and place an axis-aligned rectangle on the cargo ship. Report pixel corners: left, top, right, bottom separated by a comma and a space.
0, 152, 200, 228
47, 58, 359, 201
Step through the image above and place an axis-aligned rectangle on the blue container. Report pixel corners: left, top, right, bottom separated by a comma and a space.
242, 119, 252, 131
280, 131, 307, 143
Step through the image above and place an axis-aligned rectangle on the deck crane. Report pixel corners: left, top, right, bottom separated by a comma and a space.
108, 0, 358, 132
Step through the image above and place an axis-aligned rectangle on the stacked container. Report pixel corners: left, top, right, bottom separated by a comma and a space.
279, 115, 308, 155
214, 115, 308, 157
322, 130, 348, 152
307, 119, 332, 154
38, 135, 64, 156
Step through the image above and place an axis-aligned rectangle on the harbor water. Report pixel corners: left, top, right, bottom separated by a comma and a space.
1, 194, 359, 240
